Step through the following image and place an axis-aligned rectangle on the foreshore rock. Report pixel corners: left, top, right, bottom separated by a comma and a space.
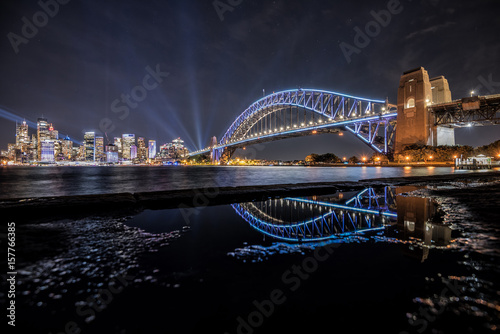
2, 171, 499, 223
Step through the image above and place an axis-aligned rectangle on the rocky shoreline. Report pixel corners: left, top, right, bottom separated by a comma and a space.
1, 171, 499, 223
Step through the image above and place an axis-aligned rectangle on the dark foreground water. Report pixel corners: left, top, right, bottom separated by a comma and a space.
4, 184, 499, 334
0, 165, 499, 199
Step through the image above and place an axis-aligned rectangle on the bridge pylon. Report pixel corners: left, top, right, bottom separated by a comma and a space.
395, 67, 454, 153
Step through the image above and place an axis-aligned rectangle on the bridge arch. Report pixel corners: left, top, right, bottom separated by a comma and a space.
232, 189, 397, 242
190, 89, 398, 162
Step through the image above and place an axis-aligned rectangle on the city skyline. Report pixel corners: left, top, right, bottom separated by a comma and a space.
1, 114, 191, 164
1, 1, 499, 160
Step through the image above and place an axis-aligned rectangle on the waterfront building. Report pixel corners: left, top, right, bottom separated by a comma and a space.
77, 145, 85, 161
114, 137, 123, 159
37, 117, 49, 161
61, 136, 73, 160
15, 120, 30, 152
95, 136, 105, 162
137, 137, 148, 161
6, 143, 16, 161
106, 144, 119, 163
130, 144, 138, 160
40, 140, 55, 163
48, 124, 58, 140
148, 140, 156, 159
122, 134, 135, 160
84, 131, 96, 161
160, 137, 189, 160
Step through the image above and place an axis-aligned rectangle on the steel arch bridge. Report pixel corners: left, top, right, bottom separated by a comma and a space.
232, 187, 397, 242
189, 89, 397, 163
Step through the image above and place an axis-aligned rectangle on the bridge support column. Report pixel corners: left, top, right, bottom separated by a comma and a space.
395, 67, 455, 152
210, 147, 236, 165
395, 67, 433, 153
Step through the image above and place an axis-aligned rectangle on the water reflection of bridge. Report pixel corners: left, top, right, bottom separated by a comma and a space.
233, 188, 398, 242
232, 187, 453, 261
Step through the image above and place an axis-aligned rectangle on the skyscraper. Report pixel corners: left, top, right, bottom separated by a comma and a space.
37, 117, 49, 161
48, 124, 58, 140
148, 140, 156, 160
114, 137, 122, 159
122, 134, 135, 160
40, 140, 55, 163
130, 144, 137, 160
61, 136, 73, 160
137, 137, 147, 161
105, 144, 119, 163
84, 132, 95, 161
15, 120, 29, 151
95, 136, 105, 162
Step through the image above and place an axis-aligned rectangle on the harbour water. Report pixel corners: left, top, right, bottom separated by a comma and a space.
1, 165, 499, 199
5, 182, 499, 333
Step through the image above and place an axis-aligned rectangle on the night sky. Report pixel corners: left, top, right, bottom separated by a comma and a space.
1, 0, 499, 160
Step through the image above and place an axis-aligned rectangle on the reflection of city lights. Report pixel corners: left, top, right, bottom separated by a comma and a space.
312, 130, 317, 134
339, 132, 344, 136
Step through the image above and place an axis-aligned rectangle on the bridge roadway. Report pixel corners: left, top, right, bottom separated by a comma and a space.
189, 87, 498, 162
190, 112, 398, 156
429, 94, 500, 127
190, 88, 398, 159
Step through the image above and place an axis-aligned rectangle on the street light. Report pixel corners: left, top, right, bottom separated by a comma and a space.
470, 90, 475, 97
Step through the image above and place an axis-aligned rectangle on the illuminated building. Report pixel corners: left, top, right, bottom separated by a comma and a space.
159, 138, 190, 160
84, 131, 95, 161
77, 145, 85, 160
37, 117, 49, 161
137, 137, 147, 161
122, 134, 135, 160
61, 136, 73, 160
40, 140, 55, 163
130, 144, 137, 160
148, 140, 156, 159
6, 143, 16, 161
15, 120, 30, 151
114, 137, 122, 159
106, 144, 119, 163
48, 124, 58, 140
95, 136, 105, 162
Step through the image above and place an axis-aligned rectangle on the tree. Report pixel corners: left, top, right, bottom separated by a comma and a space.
305, 154, 319, 163
348, 156, 360, 164
316, 153, 341, 163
